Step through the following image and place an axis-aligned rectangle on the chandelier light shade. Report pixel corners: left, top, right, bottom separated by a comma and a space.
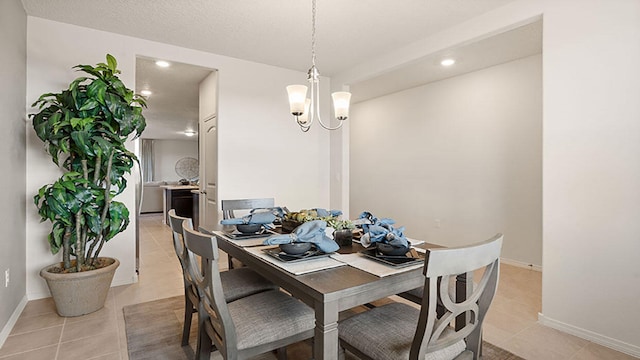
286, 85, 308, 116
331, 91, 351, 120
287, 0, 352, 132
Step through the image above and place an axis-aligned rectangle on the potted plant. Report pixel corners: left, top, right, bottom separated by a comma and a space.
30, 54, 146, 316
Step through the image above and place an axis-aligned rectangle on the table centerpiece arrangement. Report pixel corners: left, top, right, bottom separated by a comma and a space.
283, 209, 355, 246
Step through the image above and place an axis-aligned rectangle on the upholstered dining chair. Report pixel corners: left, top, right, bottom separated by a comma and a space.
338, 233, 503, 360
167, 210, 277, 348
182, 221, 315, 360
221, 198, 275, 269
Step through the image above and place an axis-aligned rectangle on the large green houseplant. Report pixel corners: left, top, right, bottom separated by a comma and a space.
30, 54, 146, 316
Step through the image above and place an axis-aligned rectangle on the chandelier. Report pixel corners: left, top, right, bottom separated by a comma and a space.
286, 0, 352, 132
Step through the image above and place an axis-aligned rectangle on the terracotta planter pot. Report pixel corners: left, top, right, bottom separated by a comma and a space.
40, 257, 119, 317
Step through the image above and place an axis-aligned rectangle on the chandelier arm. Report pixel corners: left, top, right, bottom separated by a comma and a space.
296, 115, 313, 129
312, 79, 344, 130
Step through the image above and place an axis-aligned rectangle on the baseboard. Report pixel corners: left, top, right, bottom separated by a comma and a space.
539, 313, 640, 358
111, 273, 138, 287
500, 257, 542, 271
0, 295, 28, 348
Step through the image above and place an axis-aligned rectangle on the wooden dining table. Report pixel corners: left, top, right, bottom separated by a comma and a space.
209, 230, 464, 360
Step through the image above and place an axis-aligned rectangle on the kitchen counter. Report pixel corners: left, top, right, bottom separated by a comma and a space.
162, 185, 199, 224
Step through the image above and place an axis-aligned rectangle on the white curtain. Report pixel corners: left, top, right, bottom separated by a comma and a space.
141, 139, 155, 182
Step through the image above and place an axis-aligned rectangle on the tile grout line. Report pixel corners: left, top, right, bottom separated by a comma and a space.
6, 323, 63, 337
54, 317, 66, 360
114, 292, 126, 360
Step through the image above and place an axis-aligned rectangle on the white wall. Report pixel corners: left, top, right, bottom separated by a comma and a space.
336, 0, 640, 355
25, 17, 331, 299
215, 60, 332, 211
0, 0, 27, 345
540, 0, 640, 354
153, 139, 198, 181
350, 55, 542, 266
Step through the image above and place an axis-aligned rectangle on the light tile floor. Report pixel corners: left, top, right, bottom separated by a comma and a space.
0, 213, 637, 359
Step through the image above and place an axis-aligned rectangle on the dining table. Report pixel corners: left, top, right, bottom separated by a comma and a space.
207, 228, 472, 360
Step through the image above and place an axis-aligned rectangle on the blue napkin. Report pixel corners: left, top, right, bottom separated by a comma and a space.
315, 208, 343, 217
360, 224, 409, 248
263, 220, 340, 253
358, 211, 395, 232
220, 211, 276, 225
357, 211, 408, 248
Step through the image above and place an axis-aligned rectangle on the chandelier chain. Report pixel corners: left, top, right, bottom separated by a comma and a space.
311, 0, 317, 66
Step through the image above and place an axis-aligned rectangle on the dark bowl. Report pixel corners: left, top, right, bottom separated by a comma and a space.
376, 243, 410, 256
236, 223, 262, 234
280, 242, 313, 255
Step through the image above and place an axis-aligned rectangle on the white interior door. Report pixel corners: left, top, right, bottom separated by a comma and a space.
198, 71, 219, 232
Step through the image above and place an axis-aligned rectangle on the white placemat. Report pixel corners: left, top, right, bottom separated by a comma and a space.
245, 246, 346, 275
330, 253, 423, 277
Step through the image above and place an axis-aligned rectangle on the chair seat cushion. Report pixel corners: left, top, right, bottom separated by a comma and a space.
228, 290, 315, 350
220, 267, 278, 302
339, 302, 466, 360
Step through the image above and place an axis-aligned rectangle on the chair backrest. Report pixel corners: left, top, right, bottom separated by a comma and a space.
182, 222, 238, 358
221, 198, 275, 219
167, 209, 194, 268
410, 233, 503, 359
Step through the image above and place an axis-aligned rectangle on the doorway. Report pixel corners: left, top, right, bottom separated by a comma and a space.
134, 56, 217, 273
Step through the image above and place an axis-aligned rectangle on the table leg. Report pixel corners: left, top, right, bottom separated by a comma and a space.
455, 271, 473, 331
314, 300, 339, 360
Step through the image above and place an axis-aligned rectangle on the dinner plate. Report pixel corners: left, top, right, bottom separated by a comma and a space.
263, 247, 331, 263
360, 248, 424, 268
226, 228, 274, 239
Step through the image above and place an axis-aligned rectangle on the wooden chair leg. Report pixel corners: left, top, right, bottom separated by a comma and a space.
197, 326, 212, 360
227, 254, 234, 269
181, 292, 193, 346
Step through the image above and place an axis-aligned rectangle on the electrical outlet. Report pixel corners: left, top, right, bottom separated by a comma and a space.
4, 269, 9, 288
435, 219, 441, 228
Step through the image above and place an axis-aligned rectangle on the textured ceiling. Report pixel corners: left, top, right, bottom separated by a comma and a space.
21, 0, 517, 76
21, 0, 537, 139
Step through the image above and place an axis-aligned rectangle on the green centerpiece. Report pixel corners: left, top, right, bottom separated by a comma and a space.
283, 209, 355, 246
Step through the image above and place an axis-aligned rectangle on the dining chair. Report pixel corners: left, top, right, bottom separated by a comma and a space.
167, 210, 278, 348
181, 221, 315, 360
338, 233, 503, 360
221, 198, 275, 269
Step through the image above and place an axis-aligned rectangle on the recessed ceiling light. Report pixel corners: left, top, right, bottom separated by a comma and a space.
184, 130, 197, 137
155, 60, 170, 68
140, 90, 152, 96
440, 58, 456, 67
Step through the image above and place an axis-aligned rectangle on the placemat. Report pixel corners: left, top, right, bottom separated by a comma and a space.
245, 245, 346, 275
331, 252, 424, 277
